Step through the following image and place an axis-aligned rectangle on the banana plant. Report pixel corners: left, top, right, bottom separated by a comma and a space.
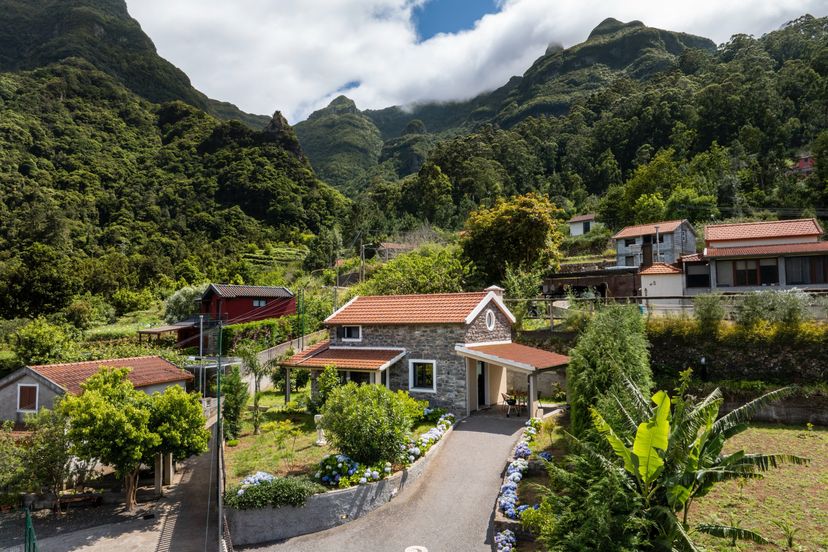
590, 384, 809, 551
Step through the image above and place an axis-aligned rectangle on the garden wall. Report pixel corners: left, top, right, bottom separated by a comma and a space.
227, 426, 453, 546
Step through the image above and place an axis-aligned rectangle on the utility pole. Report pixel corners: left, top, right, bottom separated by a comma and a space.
216, 321, 223, 551
654, 225, 661, 263
198, 314, 204, 394
360, 242, 365, 283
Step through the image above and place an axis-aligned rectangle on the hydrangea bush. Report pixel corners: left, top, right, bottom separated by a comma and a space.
314, 410, 455, 489
225, 471, 325, 510
494, 529, 517, 551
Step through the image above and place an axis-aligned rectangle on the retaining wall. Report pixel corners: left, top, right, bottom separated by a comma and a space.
227, 425, 453, 546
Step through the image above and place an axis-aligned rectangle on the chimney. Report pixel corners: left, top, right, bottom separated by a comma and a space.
485, 285, 505, 298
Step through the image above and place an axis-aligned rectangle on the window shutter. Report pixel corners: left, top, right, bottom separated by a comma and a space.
18, 386, 36, 410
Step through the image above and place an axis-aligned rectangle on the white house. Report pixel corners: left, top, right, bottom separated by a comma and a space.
567, 214, 599, 236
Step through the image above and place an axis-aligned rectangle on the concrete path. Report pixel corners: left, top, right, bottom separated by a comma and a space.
23, 426, 219, 552
242, 413, 525, 552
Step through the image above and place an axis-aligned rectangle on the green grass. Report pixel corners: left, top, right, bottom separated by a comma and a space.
84, 303, 165, 341
691, 424, 828, 551
224, 408, 332, 486
225, 387, 440, 486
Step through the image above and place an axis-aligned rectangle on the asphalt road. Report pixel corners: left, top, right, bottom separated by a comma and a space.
242, 413, 525, 552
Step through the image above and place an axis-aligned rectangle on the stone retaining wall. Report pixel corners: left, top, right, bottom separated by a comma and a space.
227, 425, 453, 546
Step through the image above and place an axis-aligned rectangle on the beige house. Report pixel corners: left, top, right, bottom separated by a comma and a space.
283, 287, 569, 417
0, 356, 193, 426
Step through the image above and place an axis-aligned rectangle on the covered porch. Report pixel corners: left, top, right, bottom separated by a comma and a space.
281, 340, 406, 400
455, 342, 569, 418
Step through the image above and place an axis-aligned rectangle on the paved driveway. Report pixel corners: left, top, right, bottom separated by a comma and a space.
242, 413, 525, 552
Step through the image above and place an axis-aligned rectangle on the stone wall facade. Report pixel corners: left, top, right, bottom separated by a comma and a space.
326, 298, 515, 415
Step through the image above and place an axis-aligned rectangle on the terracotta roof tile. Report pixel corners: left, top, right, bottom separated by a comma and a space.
639, 262, 683, 275
680, 253, 705, 263
466, 343, 569, 370
704, 219, 822, 242
568, 214, 596, 223
704, 242, 828, 258
326, 292, 490, 325
30, 356, 192, 395
283, 341, 404, 370
612, 220, 686, 240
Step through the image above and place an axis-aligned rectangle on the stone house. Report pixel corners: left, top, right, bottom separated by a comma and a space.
283, 287, 569, 417
0, 356, 193, 426
612, 219, 696, 267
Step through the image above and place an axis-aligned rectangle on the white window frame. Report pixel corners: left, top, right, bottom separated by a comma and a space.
485, 308, 496, 331
17, 383, 39, 412
341, 325, 362, 342
408, 359, 437, 393
252, 298, 267, 307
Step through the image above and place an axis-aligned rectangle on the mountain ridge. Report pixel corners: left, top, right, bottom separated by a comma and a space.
0, 0, 270, 129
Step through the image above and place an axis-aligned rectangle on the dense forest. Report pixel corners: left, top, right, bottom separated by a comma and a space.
298, 16, 828, 236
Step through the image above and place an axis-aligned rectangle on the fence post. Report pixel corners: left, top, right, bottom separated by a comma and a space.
25, 507, 39, 552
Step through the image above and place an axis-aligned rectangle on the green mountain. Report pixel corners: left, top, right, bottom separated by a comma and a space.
0, 57, 347, 319
297, 18, 717, 193
328, 15, 828, 237
0, 0, 270, 129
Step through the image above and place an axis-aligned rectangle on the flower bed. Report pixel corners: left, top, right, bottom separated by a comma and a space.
313, 412, 455, 489
495, 418, 545, 529
495, 529, 517, 552
226, 411, 457, 545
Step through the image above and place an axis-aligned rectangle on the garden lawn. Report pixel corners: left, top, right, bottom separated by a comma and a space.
224, 409, 332, 486
691, 423, 828, 551
255, 387, 311, 409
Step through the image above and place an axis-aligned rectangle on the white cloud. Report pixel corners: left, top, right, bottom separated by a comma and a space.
127, 0, 827, 122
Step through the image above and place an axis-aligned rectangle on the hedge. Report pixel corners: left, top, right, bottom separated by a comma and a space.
222, 317, 294, 354
224, 477, 325, 509
647, 318, 828, 385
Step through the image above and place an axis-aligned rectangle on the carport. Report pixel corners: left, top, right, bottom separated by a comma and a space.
455, 342, 569, 417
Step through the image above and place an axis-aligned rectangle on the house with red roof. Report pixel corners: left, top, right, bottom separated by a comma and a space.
282, 287, 569, 417
688, 218, 828, 292
612, 219, 697, 267
0, 356, 192, 425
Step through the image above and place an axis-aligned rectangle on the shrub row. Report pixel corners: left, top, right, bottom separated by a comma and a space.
222, 317, 294, 354
224, 474, 325, 510
647, 317, 828, 384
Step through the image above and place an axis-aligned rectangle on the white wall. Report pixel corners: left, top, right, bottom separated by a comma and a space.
568, 221, 585, 236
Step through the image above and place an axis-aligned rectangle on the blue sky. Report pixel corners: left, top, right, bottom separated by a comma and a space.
414, 0, 500, 40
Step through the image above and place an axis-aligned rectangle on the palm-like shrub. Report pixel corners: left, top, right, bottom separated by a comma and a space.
589, 383, 808, 551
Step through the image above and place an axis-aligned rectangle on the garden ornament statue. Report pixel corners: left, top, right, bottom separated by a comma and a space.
314, 414, 327, 446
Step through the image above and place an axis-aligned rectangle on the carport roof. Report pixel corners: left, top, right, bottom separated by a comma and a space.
455, 342, 570, 374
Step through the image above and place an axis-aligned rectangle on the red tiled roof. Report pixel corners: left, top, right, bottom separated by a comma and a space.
704, 219, 822, 242
30, 356, 192, 395
568, 213, 596, 223
326, 292, 491, 325
704, 242, 828, 258
639, 263, 683, 275
283, 341, 404, 370
612, 220, 685, 239
680, 253, 705, 263
465, 343, 569, 370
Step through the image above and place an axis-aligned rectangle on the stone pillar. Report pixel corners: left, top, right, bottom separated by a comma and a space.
528, 374, 537, 418
162, 452, 174, 486
778, 256, 787, 286
154, 453, 164, 496
285, 366, 291, 404
310, 371, 319, 399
